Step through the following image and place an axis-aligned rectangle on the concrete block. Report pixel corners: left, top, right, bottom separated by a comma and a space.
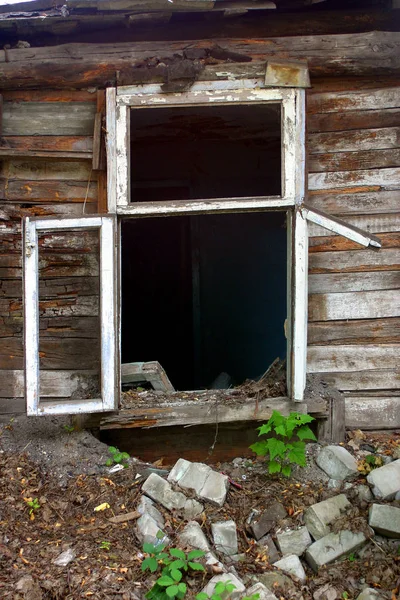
246, 582, 278, 600
272, 554, 306, 582
355, 484, 373, 503
305, 531, 367, 571
367, 459, 400, 499
137, 495, 164, 528
212, 520, 238, 556
201, 573, 245, 600
142, 472, 203, 517
257, 572, 296, 595
168, 459, 229, 507
276, 526, 312, 556
369, 504, 400, 538
251, 502, 287, 540
136, 513, 169, 545
257, 534, 280, 564
316, 446, 358, 480
356, 589, 382, 600
178, 521, 210, 552
304, 494, 351, 540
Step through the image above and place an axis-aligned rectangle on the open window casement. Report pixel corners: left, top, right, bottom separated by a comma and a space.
23, 215, 118, 416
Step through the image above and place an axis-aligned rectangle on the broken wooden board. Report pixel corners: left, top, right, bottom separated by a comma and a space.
121, 361, 175, 393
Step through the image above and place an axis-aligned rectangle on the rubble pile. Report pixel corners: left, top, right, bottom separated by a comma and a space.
137, 447, 400, 600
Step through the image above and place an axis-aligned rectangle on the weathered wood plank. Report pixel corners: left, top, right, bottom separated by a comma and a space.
308, 214, 400, 238
308, 87, 400, 114
307, 345, 400, 373
1, 32, 400, 89
0, 160, 93, 181
309, 167, 400, 190
0, 180, 97, 202
0, 253, 99, 279
309, 232, 399, 253
0, 337, 100, 370
1, 90, 97, 102
0, 315, 99, 339
309, 127, 400, 154
345, 396, 400, 429
2, 102, 96, 136
291, 190, 400, 216
308, 271, 400, 294
0, 136, 93, 156
309, 149, 400, 173
308, 317, 400, 346
0, 369, 99, 398
309, 248, 400, 274
0, 202, 97, 220
1, 230, 99, 254
0, 296, 99, 318
308, 289, 400, 321
308, 108, 400, 134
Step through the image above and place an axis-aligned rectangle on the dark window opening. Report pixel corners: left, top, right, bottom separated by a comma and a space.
121, 211, 287, 391
130, 103, 281, 202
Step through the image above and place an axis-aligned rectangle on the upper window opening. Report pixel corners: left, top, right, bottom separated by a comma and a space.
130, 103, 282, 203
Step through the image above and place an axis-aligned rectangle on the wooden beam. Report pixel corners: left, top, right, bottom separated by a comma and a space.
0, 31, 399, 89
121, 361, 175, 392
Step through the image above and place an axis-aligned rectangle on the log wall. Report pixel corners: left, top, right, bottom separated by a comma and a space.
0, 34, 399, 427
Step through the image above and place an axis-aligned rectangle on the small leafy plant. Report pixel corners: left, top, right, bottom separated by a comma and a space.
99, 540, 111, 551
196, 581, 236, 600
25, 497, 40, 520
105, 446, 130, 468
63, 424, 75, 434
357, 454, 383, 475
142, 542, 206, 600
249, 410, 316, 477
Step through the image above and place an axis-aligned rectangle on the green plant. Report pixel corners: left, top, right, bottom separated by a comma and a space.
347, 552, 356, 562
105, 446, 130, 468
249, 410, 316, 477
357, 454, 383, 475
25, 497, 40, 519
99, 540, 111, 551
196, 581, 236, 600
142, 542, 205, 600
63, 424, 75, 434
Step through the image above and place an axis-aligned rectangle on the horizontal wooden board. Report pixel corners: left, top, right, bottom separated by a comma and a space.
0, 180, 97, 202
307, 344, 400, 373
308, 271, 400, 294
309, 149, 400, 173
308, 289, 400, 321
1, 90, 97, 103
0, 277, 99, 299
308, 87, 400, 114
2, 102, 96, 136
1, 230, 99, 255
0, 337, 100, 369
312, 369, 399, 391
309, 232, 400, 253
0, 202, 97, 221
309, 167, 400, 190
304, 190, 400, 216
308, 214, 400, 238
0, 369, 99, 398
0, 136, 93, 155
309, 127, 400, 154
345, 396, 400, 429
308, 108, 400, 134
0, 296, 99, 318
309, 247, 400, 274
308, 317, 400, 346
0, 315, 99, 339
0, 253, 99, 279
1, 160, 93, 181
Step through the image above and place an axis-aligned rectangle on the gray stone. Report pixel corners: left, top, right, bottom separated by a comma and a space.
257, 534, 280, 564
276, 526, 312, 556
53, 548, 76, 567
136, 513, 169, 545
178, 521, 210, 552
142, 472, 203, 517
327, 479, 342, 490
212, 520, 238, 556
251, 502, 287, 540
356, 589, 382, 600
304, 494, 351, 540
313, 584, 339, 600
272, 554, 306, 582
305, 531, 367, 571
257, 572, 296, 595
367, 459, 400, 499
201, 573, 245, 600
168, 459, 229, 507
16, 575, 43, 598
393, 447, 400, 460
246, 582, 278, 600
355, 484, 374, 503
316, 446, 358, 480
369, 504, 400, 538
137, 495, 164, 528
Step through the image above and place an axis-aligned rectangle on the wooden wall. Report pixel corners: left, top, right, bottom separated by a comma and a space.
0, 90, 102, 413
305, 81, 400, 429
0, 51, 399, 427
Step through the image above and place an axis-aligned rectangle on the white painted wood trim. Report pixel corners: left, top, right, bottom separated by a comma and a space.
23, 217, 40, 415
23, 215, 118, 416
281, 90, 296, 201
292, 209, 308, 401
294, 89, 306, 205
286, 210, 293, 394
106, 87, 117, 214
117, 197, 294, 216
303, 205, 382, 248
116, 102, 130, 208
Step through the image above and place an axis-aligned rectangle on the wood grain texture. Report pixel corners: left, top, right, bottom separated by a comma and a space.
308, 317, 400, 346
308, 108, 400, 134
0, 369, 99, 398
299, 190, 400, 215
309, 232, 399, 253
308, 271, 400, 294
309, 248, 400, 274
2, 102, 96, 136
309, 167, 400, 190
308, 289, 400, 321
308, 214, 400, 238
309, 149, 400, 173
309, 127, 400, 154
345, 396, 400, 429
308, 344, 399, 373
308, 87, 400, 114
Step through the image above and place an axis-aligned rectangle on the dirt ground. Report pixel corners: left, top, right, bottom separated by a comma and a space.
1, 415, 400, 600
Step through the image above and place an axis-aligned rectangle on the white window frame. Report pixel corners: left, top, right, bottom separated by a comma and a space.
23, 215, 118, 415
